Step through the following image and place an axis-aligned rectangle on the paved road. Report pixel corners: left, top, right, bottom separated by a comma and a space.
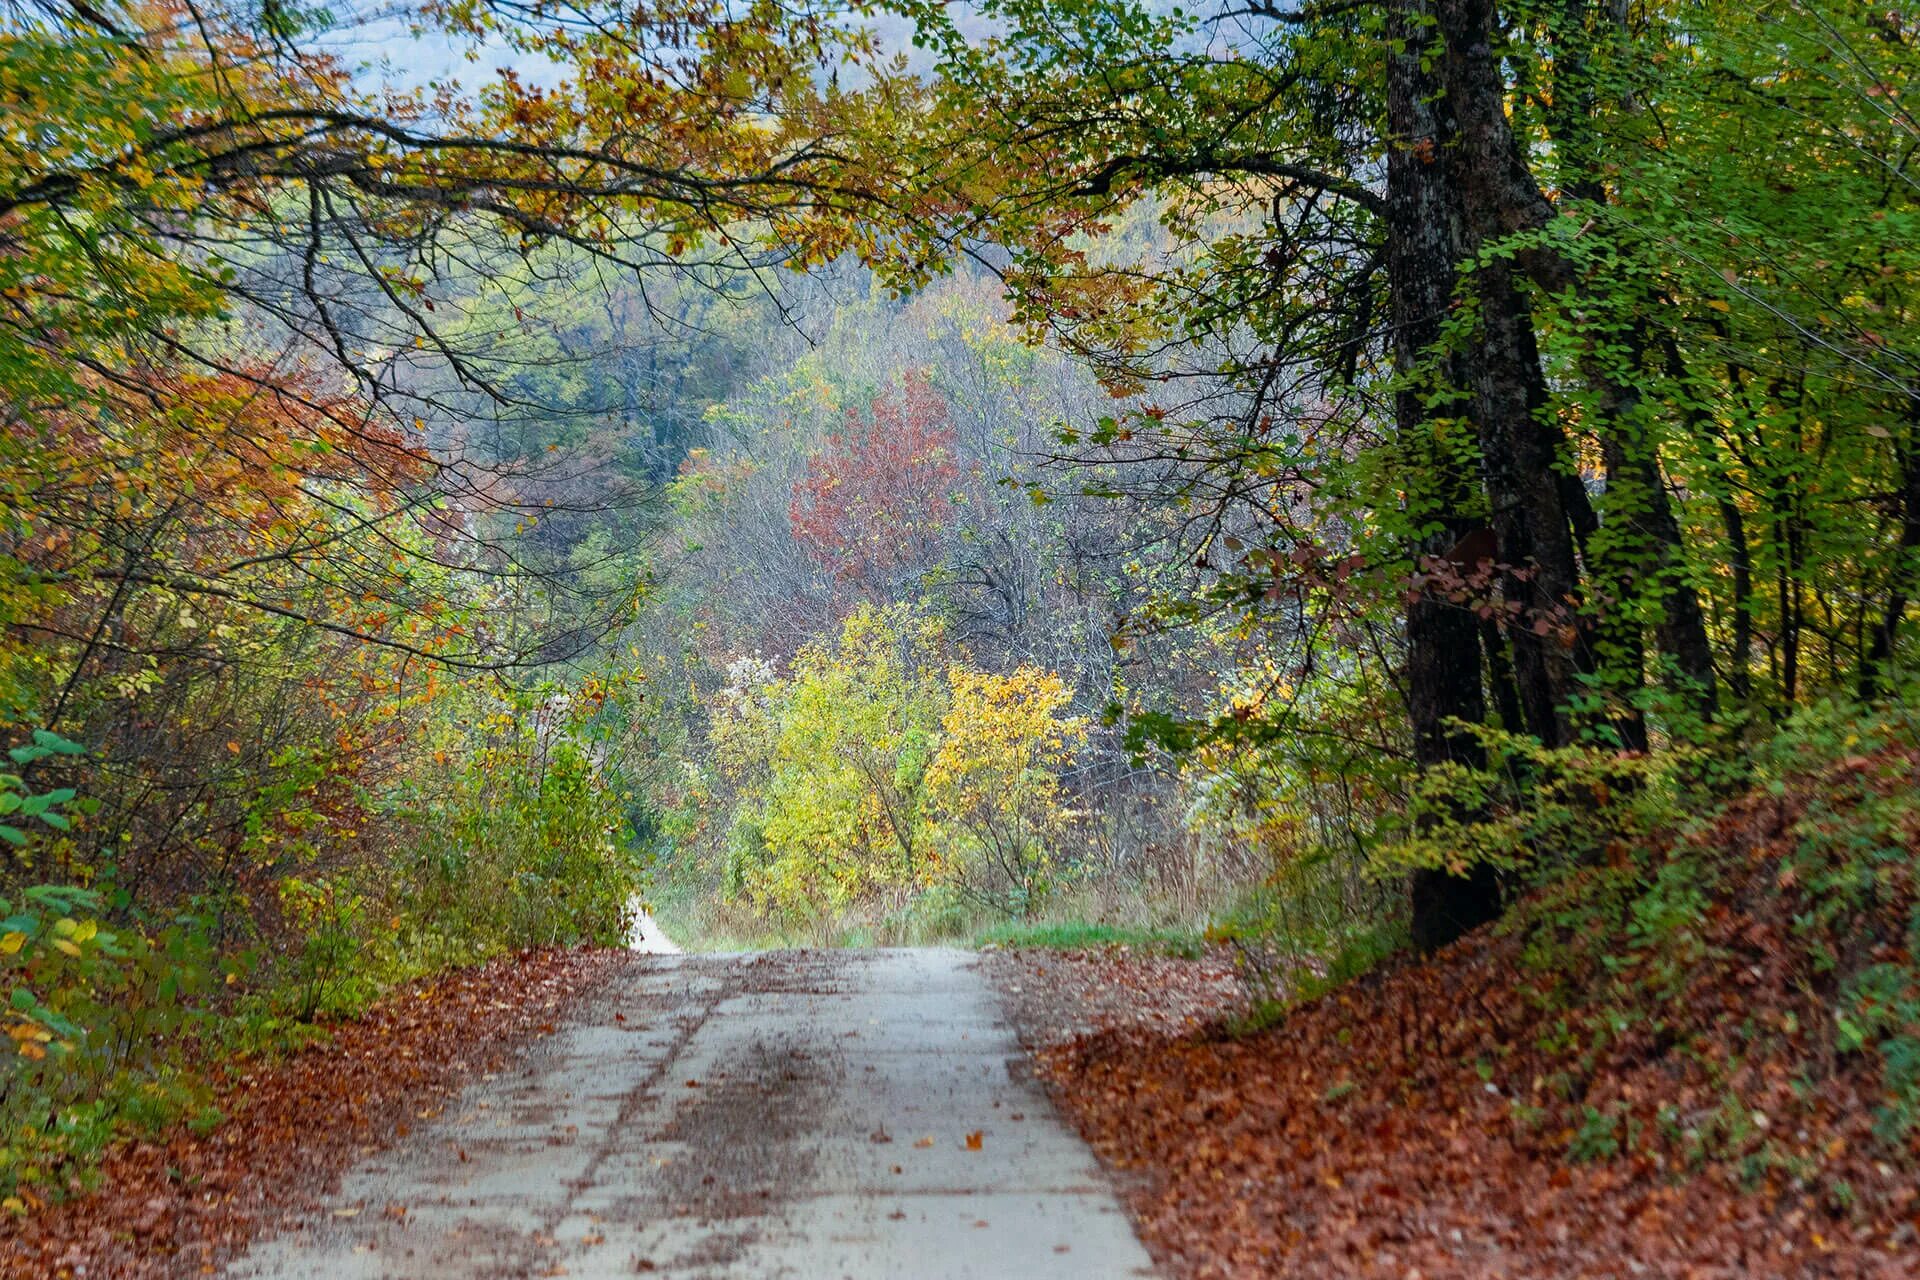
227, 949, 1157, 1279
626, 907, 682, 955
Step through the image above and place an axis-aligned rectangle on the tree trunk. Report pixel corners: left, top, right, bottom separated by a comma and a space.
1435, 0, 1592, 748
1537, 0, 1719, 726
1387, 0, 1501, 950
1862, 406, 1920, 697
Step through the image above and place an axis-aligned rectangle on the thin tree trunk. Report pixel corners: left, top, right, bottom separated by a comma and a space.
1862, 409, 1920, 697
1480, 614, 1525, 733
1719, 496, 1755, 701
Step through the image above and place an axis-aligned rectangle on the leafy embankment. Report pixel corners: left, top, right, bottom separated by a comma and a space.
1008, 747, 1920, 1278
0, 947, 629, 1280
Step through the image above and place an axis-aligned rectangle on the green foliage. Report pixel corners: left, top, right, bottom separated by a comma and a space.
395, 685, 645, 962
274, 878, 382, 1022
1375, 722, 1710, 879
0, 732, 84, 849
0, 879, 223, 1200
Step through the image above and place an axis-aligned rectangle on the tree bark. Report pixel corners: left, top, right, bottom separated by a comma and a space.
1386, 0, 1501, 950
1861, 404, 1920, 697
1434, 0, 1592, 748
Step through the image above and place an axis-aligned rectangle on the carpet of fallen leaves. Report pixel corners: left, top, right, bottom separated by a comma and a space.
0, 947, 632, 1280
987, 943, 1245, 1044
996, 757, 1920, 1279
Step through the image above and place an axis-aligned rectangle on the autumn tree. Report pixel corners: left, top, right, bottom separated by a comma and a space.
872, 0, 1920, 947
0, 0, 923, 931
789, 370, 963, 592
926, 666, 1087, 918
710, 604, 946, 922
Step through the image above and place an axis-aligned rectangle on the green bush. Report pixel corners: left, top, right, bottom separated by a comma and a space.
395, 711, 643, 961
1375, 721, 1712, 881
1, 880, 224, 1199
0, 689, 648, 1203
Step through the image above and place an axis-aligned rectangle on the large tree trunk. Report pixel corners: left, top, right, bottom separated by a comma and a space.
1433, 0, 1724, 742
1433, 0, 1593, 748
1386, 0, 1501, 950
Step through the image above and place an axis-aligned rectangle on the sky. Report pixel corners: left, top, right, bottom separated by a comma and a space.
318, 0, 1003, 97
314, 0, 561, 95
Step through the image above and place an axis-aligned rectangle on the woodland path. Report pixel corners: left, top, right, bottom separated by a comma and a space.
222, 949, 1157, 1279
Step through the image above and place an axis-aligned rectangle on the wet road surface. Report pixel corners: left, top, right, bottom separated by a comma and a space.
224, 949, 1157, 1279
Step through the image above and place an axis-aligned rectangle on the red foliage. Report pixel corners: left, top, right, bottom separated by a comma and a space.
0, 948, 630, 1280
789, 370, 961, 585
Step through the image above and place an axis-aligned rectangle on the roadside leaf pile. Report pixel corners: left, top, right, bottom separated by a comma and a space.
0, 948, 628, 1280
1003, 747, 1920, 1278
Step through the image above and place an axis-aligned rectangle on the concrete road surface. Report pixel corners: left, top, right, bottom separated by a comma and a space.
626, 907, 683, 955
225, 949, 1158, 1279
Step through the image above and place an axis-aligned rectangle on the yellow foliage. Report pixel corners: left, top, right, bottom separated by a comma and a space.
924, 666, 1087, 915
709, 615, 1087, 922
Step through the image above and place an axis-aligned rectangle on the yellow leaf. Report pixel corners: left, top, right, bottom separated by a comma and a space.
0, 932, 24, 955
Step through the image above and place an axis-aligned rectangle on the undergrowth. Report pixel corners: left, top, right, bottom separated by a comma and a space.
1209, 691, 1920, 1188
1494, 696, 1920, 1172
0, 724, 643, 1207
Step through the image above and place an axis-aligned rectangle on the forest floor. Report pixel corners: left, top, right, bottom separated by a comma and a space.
994, 923, 1919, 1278
0, 948, 632, 1280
